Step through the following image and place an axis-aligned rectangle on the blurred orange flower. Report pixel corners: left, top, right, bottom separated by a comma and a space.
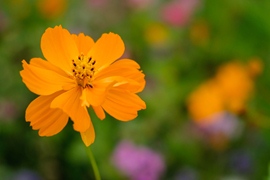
188, 60, 262, 124
215, 61, 254, 113
187, 80, 224, 124
20, 25, 146, 146
37, 0, 67, 19
247, 57, 263, 77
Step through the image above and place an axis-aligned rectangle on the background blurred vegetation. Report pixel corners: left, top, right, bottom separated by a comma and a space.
1, 0, 270, 179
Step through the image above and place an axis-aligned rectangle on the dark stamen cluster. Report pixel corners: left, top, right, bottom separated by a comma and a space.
71, 54, 97, 88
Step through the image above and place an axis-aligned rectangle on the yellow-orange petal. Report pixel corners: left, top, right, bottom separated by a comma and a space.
94, 59, 145, 93
92, 106, 106, 120
29, 57, 69, 77
87, 33, 125, 70
115, 76, 145, 93
81, 87, 105, 107
41, 25, 78, 73
30, 58, 76, 91
20, 60, 74, 95
50, 87, 91, 132
101, 88, 146, 121
26, 92, 69, 136
80, 123, 95, 146
95, 59, 140, 79
72, 33, 95, 55
81, 78, 115, 107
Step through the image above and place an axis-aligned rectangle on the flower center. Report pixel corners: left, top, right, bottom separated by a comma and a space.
71, 54, 96, 88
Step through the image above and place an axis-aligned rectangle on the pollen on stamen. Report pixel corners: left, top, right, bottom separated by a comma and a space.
92, 60, 96, 65
88, 57, 92, 63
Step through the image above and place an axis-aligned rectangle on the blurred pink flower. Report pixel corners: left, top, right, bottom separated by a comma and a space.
161, 0, 200, 26
194, 112, 243, 151
198, 112, 242, 139
112, 140, 165, 180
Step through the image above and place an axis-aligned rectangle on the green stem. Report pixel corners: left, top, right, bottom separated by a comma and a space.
86, 146, 101, 180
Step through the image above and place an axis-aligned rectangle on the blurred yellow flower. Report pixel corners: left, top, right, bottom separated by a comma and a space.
189, 19, 209, 46
37, 0, 67, 19
145, 23, 169, 47
20, 25, 146, 146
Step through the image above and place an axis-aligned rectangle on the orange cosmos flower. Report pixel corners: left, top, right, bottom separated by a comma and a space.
20, 25, 146, 146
